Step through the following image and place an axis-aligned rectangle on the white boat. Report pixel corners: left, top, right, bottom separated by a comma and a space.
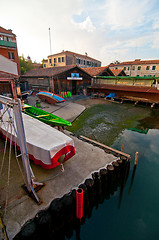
0, 106, 75, 169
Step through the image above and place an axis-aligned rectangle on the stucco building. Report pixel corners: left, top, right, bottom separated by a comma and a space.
109, 59, 159, 77
43, 50, 101, 69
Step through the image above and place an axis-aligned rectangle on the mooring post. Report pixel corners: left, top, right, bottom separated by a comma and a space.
135, 152, 139, 165
121, 143, 124, 152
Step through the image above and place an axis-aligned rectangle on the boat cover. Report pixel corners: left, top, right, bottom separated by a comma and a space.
0, 108, 75, 169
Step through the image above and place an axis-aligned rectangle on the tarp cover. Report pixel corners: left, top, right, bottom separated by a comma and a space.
106, 93, 116, 98
0, 108, 75, 169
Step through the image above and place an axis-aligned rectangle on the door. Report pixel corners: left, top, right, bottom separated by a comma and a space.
72, 80, 77, 95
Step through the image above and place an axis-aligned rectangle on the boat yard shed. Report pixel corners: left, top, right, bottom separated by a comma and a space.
90, 76, 159, 102
20, 65, 92, 95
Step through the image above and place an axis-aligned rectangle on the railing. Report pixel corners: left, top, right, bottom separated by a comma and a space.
0, 40, 16, 48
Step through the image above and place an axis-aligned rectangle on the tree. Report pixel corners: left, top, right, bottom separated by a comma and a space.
19, 55, 34, 74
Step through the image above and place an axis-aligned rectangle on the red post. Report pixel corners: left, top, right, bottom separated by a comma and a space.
76, 188, 83, 219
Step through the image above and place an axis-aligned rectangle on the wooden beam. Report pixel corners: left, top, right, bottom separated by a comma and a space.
80, 135, 131, 160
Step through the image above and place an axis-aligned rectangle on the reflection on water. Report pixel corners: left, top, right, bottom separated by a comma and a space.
68, 103, 159, 240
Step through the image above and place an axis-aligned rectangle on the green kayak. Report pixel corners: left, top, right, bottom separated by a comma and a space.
24, 104, 72, 127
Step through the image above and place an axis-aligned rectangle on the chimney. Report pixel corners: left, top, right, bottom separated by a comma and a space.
85, 52, 88, 56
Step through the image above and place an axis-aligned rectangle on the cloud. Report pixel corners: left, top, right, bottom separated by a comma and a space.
72, 16, 96, 32
124, 35, 152, 48
152, 32, 159, 49
153, 18, 159, 29
103, 0, 152, 30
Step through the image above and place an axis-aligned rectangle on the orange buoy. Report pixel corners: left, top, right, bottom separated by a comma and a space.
76, 188, 83, 219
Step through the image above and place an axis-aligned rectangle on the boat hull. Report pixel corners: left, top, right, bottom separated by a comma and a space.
24, 104, 72, 127
37, 92, 65, 104
37, 93, 58, 104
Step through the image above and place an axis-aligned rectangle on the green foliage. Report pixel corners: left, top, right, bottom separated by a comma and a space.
19, 55, 34, 74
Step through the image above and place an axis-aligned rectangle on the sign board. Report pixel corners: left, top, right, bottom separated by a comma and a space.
67, 73, 83, 80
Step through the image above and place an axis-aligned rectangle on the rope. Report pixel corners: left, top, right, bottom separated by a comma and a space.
0, 210, 9, 240
0, 113, 10, 176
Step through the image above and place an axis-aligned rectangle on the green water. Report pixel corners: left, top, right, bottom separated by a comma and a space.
68, 102, 159, 240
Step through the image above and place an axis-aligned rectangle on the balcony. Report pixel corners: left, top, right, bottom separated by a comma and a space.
0, 40, 16, 48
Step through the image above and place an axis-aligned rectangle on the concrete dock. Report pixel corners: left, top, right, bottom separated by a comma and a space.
0, 96, 119, 239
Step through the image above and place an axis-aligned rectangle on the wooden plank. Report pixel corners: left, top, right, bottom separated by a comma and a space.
80, 135, 131, 159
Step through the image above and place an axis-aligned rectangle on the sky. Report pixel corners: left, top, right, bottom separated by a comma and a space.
1, 0, 159, 66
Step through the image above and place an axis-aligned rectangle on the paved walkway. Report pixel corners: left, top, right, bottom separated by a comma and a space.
27, 95, 86, 122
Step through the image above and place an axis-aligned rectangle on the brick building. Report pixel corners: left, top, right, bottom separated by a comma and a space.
0, 26, 20, 75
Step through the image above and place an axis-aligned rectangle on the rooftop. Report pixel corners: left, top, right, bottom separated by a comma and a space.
82, 66, 109, 76
48, 50, 101, 63
109, 59, 159, 66
0, 26, 15, 36
22, 65, 92, 78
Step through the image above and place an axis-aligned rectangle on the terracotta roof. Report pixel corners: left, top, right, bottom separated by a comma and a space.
22, 65, 91, 77
82, 66, 110, 76
110, 69, 126, 76
0, 26, 15, 36
0, 71, 19, 78
109, 59, 159, 67
48, 51, 101, 63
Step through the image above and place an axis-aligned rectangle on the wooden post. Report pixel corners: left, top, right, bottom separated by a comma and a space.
135, 152, 139, 165
121, 143, 124, 152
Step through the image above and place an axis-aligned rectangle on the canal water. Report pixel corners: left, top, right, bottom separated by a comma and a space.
68, 102, 159, 240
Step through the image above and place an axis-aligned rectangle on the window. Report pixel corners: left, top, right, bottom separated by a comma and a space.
7, 37, 11, 42
0, 36, 3, 40
49, 58, 52, 64
54, 58, 56, 63
84, 60, 85, 65
78, 59, 81, 64
44, 64, 46, 68
137, 66, 141, 70
124, 67, 126, 70
146, 66, 150, 70
132, 66, 135, 70
8, 52, 15, 59
152, 66, 156, 70
62, 57, 64, 62
127, 67, 130, 70
58, 57, 61, 62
